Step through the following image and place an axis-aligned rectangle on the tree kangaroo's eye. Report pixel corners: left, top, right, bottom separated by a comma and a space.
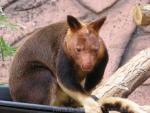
92, 47, 99, 52
76, 48, 81, 52
76, 46, 83, 52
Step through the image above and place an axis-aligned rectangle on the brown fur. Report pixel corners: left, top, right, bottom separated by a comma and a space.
64, 25, 107, 81
9, 22, 69, 105
9, 15, 108, 112
100, 97, 146, 113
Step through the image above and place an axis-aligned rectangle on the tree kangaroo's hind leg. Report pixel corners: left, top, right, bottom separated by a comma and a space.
10, 69, 57, 105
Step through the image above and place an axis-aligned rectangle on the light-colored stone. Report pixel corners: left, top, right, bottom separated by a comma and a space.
0, 58, 12, 84
77, 0, 118, 13
121, 34, 150, 64
101, 0, 149, 79
0, 0, 9, 7
2, 0, 89, 44
129, 78, 150, 105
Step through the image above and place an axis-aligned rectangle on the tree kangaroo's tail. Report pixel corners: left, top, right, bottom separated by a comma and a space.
99, 97, 147, 113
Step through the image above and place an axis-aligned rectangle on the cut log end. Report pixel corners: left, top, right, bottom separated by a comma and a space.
133, 4, 150, 26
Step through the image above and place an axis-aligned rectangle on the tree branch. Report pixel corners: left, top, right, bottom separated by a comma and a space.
91, 48, 150, 112
92, 48, 150, 98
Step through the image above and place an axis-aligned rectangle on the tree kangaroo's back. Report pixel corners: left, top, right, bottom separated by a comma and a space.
9, 21, 68, 104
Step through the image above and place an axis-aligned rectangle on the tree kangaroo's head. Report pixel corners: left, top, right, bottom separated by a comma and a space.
64, 15, 107, 72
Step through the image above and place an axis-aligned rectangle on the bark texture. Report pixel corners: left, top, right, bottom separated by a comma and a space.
92, 48, 150, 113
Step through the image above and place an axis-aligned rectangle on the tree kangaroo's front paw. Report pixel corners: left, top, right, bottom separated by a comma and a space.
83, 97, 102, 113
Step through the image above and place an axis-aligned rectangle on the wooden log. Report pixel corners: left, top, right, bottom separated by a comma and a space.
91, 48, 150, 113
92, 48, 150, 98
133, 4, 150, 26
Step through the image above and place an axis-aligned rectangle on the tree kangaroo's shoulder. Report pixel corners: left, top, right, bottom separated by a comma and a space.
18, 21, 68, 50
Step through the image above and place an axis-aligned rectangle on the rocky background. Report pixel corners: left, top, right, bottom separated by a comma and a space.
0, 0, 150, 105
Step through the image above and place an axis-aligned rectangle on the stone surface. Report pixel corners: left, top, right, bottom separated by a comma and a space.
101, 0, 149, 78
10, 0, 48, 11
0, 0, 9, 7
77, 0, 118, 13
0, 58, 12, 84
2, 0, 90, 44
121, 34, 150, 64
129, 78, 150, 105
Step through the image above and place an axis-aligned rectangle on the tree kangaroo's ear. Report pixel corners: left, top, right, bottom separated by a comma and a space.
88, 16, 106, 32
67, 15, 82, 32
